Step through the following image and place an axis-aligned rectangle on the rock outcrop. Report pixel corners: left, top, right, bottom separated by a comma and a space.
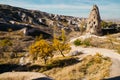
0, 4, 84, 35
86, 5, 102, 35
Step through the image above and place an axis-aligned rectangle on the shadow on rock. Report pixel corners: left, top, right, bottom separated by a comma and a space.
0, 64, 28, 73
33, 77, 53, 80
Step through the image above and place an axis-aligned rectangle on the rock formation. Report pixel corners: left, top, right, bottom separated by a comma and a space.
86, 5, 102, 35
0, 4, 85, 38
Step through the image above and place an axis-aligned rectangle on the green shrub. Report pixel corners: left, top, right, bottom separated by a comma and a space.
74, 39, 91, 47
82, 39, 91, 46
74, 39, 82, 46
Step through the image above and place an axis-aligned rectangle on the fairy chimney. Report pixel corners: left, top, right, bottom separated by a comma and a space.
86, 5, 102, 35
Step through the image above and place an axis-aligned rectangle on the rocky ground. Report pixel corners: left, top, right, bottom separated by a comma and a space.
0, 4, 84, 38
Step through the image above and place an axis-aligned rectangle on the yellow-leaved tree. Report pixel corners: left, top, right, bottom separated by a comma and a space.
53, 29, 71, 57
29, 39, 53, 64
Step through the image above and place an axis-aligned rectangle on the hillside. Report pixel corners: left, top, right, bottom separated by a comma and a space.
0, 4, 85, 38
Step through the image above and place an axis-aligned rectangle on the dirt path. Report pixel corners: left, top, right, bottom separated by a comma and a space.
69, 34, 120, 77
69, 33, 106, 43
70, 45, 120, 77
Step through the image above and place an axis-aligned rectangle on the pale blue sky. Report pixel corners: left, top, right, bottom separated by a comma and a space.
0, 0, 120, 19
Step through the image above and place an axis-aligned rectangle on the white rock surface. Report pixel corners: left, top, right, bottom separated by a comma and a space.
0, 72, 52, 80
70, 45, 120, 77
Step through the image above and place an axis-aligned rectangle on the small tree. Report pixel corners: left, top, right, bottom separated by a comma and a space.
61, 28, 66, 42
29, 39, 53, 64
53, 39, 71, 57
35, 34, 43, 41
80, 20, 86, 34
53, 29, 71, 57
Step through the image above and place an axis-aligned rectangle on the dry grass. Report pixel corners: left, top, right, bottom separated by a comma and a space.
0, 30, 33, 55
0, 31, 118, 80
76, 33, 120, 50
44, 54, 112, 80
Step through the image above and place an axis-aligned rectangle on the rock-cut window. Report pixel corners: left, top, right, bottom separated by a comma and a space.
89, 21, 91, 24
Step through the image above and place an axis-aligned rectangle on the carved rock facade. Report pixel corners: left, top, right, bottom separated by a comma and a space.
86, 5, 102, 35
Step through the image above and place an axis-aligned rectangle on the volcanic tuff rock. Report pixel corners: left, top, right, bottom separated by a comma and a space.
86, 5, 102, 35
0, 4, 85, 37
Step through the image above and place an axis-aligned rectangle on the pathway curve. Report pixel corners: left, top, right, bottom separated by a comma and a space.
70, 45, 120, 77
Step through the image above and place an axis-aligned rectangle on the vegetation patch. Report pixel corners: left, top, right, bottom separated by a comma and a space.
74, 39, 82, 46
47, 57, 79, 68
73, 38, 91, 47
35, 57, 79, 72
44, 53, 112, 80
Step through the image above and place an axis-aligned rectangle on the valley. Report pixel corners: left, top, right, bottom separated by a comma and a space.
0, 4, 120, 80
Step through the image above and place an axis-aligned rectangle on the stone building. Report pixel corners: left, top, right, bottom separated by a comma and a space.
86, 5, 102, 35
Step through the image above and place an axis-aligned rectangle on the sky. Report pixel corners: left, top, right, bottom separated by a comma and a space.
0, 0, 120, 19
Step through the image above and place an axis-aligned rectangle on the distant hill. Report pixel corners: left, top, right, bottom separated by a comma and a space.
104, 19, 120, 24
0, 4, 85, 37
